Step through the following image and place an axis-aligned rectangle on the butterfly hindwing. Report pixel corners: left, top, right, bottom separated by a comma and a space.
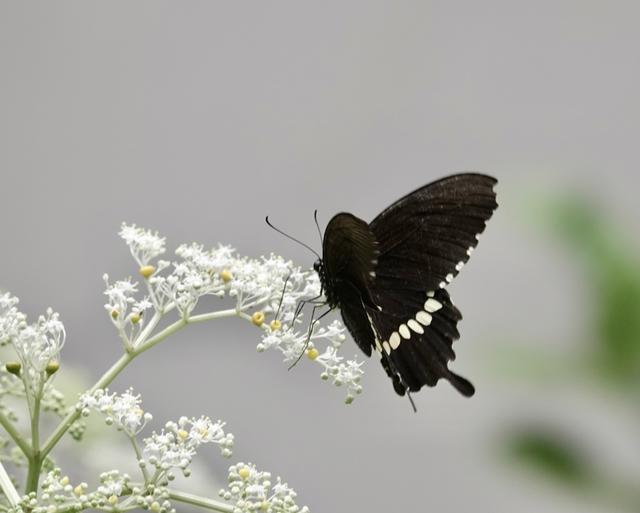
368, 288, 474, 397
337, 283, 376, 357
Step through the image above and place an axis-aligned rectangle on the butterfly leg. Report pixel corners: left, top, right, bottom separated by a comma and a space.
273, 273, 291, 322
292, 291, 325, 325
287, 305, 332, 370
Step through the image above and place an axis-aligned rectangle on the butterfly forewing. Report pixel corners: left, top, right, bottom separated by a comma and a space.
371, 173, 497, 292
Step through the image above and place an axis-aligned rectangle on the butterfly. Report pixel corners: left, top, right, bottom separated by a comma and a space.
313, 173, 498, 401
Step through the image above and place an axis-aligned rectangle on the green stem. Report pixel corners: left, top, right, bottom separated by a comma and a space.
25, 381, 45, 494
166, 489, 234, 513
128, 436, 150, 484
0, 460, 21, 506
0, 409, 31, 458
132, 311, 162, 346
186, 308, 238, 324
40, 351, 133, 459
41, 315, 194, 459
40, 308, 243, 472
131, 318, 188, 355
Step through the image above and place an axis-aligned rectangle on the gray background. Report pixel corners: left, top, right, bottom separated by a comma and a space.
1, 2, 639, 512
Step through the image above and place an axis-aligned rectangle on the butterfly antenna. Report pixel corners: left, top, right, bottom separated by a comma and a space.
313, 209, 323, 248
265, 216, 321, 260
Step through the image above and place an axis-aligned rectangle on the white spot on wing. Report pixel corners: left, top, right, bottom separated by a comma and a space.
389, 332, 401, 349
408, 319, 424, 334
455, 261, 464, 271
427, 291, 435, 298
445, 273, 454, 283
424, 298, 442, 312
439, 281, 446, 288
384, 340, 393, 353
375, 340, 382, 353
399, 324, 411, 339
467, 246, 474, 256
416, 311, 432, 326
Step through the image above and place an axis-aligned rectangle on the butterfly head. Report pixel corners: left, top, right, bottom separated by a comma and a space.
313, 258, 337, 307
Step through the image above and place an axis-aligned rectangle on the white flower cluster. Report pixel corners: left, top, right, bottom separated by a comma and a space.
0, 293, 26, 346
23, 468, 140, 513
79, 388, 152, 436
119, 224, 166, 266
0, 292, 65, 399
106, 223, 366, 403
102, 276, 153, 344
220, 462, 309, 513
142, 415, 234, 476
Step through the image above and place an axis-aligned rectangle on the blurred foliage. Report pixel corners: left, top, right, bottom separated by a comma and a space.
544, 195, 640, 385
505, 193, 640, 512
506, 430, 593, 487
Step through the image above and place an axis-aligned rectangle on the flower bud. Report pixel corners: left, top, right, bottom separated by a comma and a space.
46, 361, 60, 376
306, 348, 319, 360
269, 319, 282, 331
251, 311, 265, 327
139, 265, 155, 279
5, 362, 21, 376
220, 269, 233, 283
130, 312, 141, 324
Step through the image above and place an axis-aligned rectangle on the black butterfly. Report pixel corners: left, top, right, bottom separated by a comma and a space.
313, 173, 498, 400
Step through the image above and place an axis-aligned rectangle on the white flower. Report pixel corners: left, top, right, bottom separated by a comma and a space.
0, 292, 26, 346
103, 274, 138, 311
220, 462, 309, 513
79, 388, 152, 436
142, 416, 233, 474
316, 348, 364, 404
0, 294, 65, 376
4, 305, 67, 400
96, 470, 130, 500
112, 224, 367, 402
119, 223, 166, 266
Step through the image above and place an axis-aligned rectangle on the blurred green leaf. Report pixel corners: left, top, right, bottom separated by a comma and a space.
540, 195, 640, 385
506, 430, 593, 487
